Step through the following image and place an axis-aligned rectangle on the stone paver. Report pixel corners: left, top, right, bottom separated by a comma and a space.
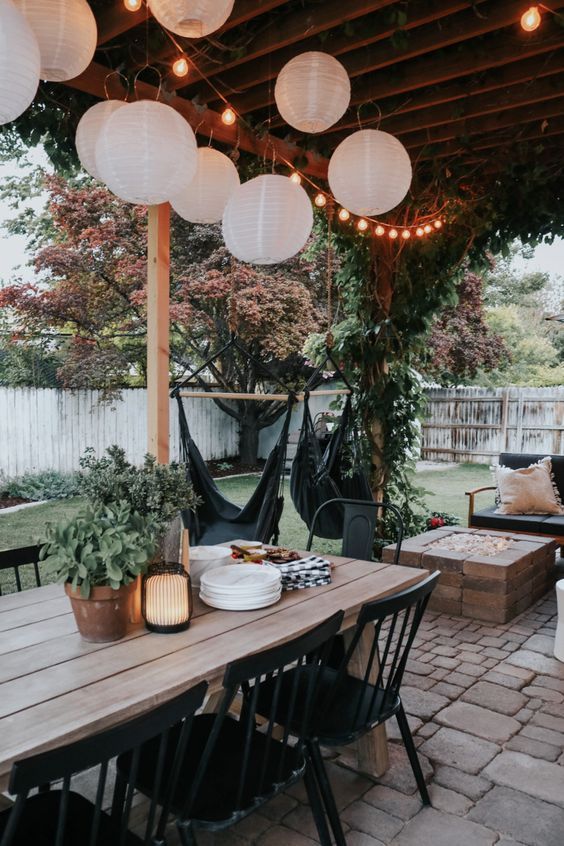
435, 701, 520, 743
391, 807, 496, 846
468, 785, 564, 846
484, 750, 564, 806
461, 680, 527, 714
341, 800, 404, 842
433, 765, 492, 800
419, 727, 500, 774
400, 687, 449, 720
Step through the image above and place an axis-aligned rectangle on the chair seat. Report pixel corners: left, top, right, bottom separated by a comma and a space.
117, 713, 304, 828
470, 506, 550, 534
0, 790, 143, 846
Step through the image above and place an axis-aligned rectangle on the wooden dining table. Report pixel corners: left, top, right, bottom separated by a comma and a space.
0, 546, 427, 794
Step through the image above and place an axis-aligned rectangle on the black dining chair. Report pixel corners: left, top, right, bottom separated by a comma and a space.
256, 572, 439, 845
0, 680, 208, 846
0, 545, 44, 595
306, 498, 404, 563
115, 610, 345, 846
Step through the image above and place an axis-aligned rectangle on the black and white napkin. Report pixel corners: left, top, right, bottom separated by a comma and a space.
269, 555, 332, 591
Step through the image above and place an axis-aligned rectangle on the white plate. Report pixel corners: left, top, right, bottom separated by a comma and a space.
199, 590, 281, 611
200, 563, 281, 594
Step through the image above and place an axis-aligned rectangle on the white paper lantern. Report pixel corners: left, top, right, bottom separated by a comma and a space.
0, 0, 40, 125
75, 100, 126, 181
275, 51, 350, 134
96, 100, 198, 206
148, 0, 234, 37
171, 147, 240, 224
15, 0, 97, 82
328, 129, 413, 216
222, 174, 313, 265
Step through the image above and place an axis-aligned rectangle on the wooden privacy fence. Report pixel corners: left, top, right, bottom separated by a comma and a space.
422, 386, 564, 464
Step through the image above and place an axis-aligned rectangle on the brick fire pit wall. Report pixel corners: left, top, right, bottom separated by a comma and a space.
382, 527, 556, 624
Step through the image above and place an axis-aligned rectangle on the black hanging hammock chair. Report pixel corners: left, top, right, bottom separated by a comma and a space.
290, 352, 373, 539
172, 336, 295, 546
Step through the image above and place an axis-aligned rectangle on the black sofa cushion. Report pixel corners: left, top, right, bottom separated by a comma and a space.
471, 506, 549, 534
499, 453, 564, 500
539, 515, 564, 533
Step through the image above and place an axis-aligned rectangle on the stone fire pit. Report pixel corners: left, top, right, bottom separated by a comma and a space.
383, 527, 556, 623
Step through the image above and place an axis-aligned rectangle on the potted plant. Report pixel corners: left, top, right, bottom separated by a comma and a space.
40, 500, 159, 642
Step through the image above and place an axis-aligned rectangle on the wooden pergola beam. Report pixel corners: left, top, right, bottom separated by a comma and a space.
146, 203, 170, 464
414, 117, 564, 160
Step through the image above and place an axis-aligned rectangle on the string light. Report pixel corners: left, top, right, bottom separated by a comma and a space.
172, 57, 189, 78
424, 224, 433, 234
401, 229, 411, 240
389, 228, 399, 239
338, 208, 350, 222
290, 172, 302, 185
416, 227, 425, 237
357, 218, 369, 232
375, 225, 385, 236
521, 6, 541, 31
314, 193, 327, 207
221, 107, 236, 126
124, 0, 143, 10
434, 219, 443, 229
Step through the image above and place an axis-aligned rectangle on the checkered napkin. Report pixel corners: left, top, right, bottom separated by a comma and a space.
269, 556, 332, 591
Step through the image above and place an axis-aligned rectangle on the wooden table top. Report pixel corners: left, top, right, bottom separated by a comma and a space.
0, 551, 427, 792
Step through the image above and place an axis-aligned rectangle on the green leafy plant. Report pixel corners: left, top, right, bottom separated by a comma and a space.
1, 470, 80, 501
426, 511, 460, 531
40, 501, 158, 597
216, 461, 234, 472
78, 446, 200, 537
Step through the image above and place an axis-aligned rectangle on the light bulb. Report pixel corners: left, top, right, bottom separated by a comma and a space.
357, 218, 369, 232
314, 193, 327, 207
290, 172, 302, 185
172, 57, 189, 78
416, 227, 425, 237
434, 219, 443, 229
521, 6, 541, 31
221, 107, 236, 126
401, 229, 411, 240
124, 0, 143, 10
389, 228, 398, 239
424, 224, 432, 234
338, 208, 350, 222
375, 225, 385, 236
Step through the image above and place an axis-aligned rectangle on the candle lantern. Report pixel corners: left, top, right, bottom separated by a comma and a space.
142, 562, 192, 633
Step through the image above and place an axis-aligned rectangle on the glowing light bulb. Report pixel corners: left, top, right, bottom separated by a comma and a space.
416, 227, 425, 237
389, 228, 398, 239
521, 6, 541, 31
221, 107, 236, 126
172, 57, 189, 78
401, 229, 411, 240
424, 224, 432, 234
434, 219, 443, 229
124, 0, 142, 10
314, 193, 327, 207
375, 225, 385, 236
290, 172, 302, 185
338, 208, 350, 222
357, 218, 369, 232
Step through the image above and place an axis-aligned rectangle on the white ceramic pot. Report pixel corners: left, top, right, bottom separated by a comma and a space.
189, 545, 233, 588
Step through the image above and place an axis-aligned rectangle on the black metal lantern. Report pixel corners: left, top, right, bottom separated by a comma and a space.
142, 562, 193, 633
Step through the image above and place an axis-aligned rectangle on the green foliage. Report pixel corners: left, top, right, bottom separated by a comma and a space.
425, 511, 460, 531
2, 470, 80, 501
78, 446, 200, 536
40, 501, 158, 598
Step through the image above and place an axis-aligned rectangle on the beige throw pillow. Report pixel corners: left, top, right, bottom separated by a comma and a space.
494, 457, 564, 515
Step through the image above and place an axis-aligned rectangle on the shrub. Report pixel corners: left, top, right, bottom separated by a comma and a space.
1, 470, 80, 501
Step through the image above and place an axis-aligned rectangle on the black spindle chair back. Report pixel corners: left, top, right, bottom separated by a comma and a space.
0, 681, 208, 846
0, 545, 43, 595
306, 498, 404, 563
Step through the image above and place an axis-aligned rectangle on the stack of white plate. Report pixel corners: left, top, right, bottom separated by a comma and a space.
200, 564, 282, 610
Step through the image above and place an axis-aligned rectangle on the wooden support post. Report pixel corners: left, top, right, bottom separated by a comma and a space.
147, 203, 170, 464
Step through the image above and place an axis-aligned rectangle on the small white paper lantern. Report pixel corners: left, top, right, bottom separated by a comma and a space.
275, 51, 350, 134
222, 174, 313, 265
15, 0, 97, 82
148, 0, 234, 37
0, 0, 40, 125
75, 100, 126, 181
171, 147, 240, 224
328, 129, 413, 216
96, 100, 198, 206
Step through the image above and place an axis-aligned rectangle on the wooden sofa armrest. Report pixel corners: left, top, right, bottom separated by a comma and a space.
465, 485, 496, 526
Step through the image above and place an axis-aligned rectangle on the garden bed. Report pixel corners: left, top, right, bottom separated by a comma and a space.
205, 457, 266, 478
0, 497, 31, 509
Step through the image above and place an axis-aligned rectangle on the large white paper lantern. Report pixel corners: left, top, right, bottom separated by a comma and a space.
328, 129, 412, 216
75, 100, 126, 181
15, 0, 97, 82
275, 51, 350, 134
171, 147, 240, 224
0, 0, 40, 125
96, 100, 198, 206
148, 0, 234, 37
222, 174, 313, 265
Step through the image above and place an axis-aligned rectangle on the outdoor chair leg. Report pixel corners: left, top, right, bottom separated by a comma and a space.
395, 704, 431, 806
308, 740, 347, 846
303, 755, 333, 846
177, 820, 199, 846
110, 771, 127, 822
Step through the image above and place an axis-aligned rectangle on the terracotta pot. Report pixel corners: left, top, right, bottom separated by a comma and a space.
65, 582, 134, 642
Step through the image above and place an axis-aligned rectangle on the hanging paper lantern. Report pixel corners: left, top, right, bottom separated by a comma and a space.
171, 147, 240, 224
222, 174, 313, 265
15, 0, 97, 82
75, 100, 126, 181
96, 100, 198, 206
328, 129, 412, 216
275, 52, 350, 133
0, 0, 40, 125
148, 0, 234, 38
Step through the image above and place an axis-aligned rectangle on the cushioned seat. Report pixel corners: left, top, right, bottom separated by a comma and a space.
471, 506, 550, 534
539, 515, 564, 533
